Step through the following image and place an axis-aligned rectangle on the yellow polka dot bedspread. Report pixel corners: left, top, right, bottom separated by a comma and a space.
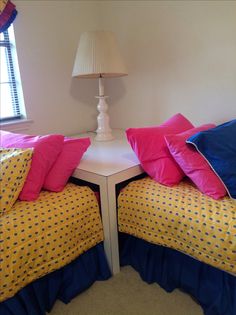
0, 183, 104, 302
118, 177, 236, 275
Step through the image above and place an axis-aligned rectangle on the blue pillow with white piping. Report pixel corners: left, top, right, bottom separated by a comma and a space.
187, 119, 236, 200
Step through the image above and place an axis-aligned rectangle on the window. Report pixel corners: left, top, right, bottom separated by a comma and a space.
0, 25, 25, 122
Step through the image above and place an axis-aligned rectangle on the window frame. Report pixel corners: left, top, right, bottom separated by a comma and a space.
0, 27, 23, 122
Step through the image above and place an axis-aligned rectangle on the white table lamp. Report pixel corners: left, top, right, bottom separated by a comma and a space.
72, 31, 127, 141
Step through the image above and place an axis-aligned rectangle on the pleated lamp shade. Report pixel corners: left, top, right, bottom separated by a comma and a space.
72, 31, 127, 78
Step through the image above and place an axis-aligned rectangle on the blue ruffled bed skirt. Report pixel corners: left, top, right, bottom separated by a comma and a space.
0, 242, 111, 315
119, 233, 236, 315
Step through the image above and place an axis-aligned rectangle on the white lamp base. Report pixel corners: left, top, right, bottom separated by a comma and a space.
95, 77, 114, 141
95, 95, 114, 141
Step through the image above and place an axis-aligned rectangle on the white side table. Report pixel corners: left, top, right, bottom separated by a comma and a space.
72, 130, 144, 274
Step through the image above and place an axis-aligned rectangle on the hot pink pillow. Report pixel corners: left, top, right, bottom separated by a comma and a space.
126, 113, 194, 186
165, 124, 227, 199
0, 131, 64, 201
43, 137, 91, 192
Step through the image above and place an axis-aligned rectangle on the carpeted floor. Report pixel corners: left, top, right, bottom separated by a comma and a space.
50, 266, 203, 315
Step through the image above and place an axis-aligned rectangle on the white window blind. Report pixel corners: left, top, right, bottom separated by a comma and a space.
0, 25, 25, 122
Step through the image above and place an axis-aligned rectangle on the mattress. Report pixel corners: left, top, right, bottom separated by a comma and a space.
118, 177, 236, 275
0, 183, 104, 302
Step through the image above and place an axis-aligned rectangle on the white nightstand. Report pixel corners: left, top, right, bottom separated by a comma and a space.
72, 130, 144, 274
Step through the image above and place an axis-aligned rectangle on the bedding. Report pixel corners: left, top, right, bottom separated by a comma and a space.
43, 137, 91, 192
1, 243, 111, 315
118, 177, 236, 275
119, 233, 235, 315
0, 148, 33, 215
0, 131, 64, 201
165, 124, 227, 199
0, 182, 104, 303
126, 113, 194, 186
187, 119, 236, 199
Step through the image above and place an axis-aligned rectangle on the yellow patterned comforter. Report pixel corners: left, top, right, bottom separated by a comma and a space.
118, 177, 236, 274
0, 183, 104, 302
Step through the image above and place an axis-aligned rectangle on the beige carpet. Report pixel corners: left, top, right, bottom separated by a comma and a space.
49, 266, 203, 315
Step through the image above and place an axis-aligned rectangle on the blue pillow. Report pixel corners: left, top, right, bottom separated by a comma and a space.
187, 119, 236, 199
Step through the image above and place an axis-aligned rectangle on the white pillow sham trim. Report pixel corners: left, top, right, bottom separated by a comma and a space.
186, 140, 234, 200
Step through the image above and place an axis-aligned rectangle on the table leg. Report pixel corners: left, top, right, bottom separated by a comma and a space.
99, 178, 120, 275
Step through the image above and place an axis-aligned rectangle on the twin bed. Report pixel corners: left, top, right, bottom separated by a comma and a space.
118, 176, 236, 315
0, 183, 111, 315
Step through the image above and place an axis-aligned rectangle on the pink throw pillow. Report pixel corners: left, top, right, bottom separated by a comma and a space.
0, 131, 64, 201
165, 124, 227, 199
126, 113, 194, 186
43, 137, 91, 192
